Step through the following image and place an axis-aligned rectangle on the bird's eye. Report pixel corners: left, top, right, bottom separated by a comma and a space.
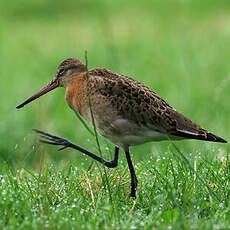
58, 68, 65, 76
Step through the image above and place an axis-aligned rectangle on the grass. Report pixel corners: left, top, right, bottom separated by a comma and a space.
1, 149, 230, 229
1, 0, 230, 229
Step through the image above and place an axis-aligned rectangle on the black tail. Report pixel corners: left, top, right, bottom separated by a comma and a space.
173, 130, 227, 143
205, 132, 227, 143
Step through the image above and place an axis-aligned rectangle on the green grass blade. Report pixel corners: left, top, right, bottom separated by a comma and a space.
84, 51, 113, 203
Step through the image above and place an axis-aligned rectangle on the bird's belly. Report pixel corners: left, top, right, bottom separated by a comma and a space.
95, 117, 169, 148
105, 131, 168, 147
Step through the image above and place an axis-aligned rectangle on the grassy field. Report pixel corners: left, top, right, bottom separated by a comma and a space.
1, 0, 230, 229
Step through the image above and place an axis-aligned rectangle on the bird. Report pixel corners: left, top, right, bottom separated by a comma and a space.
16, 58, 227, 197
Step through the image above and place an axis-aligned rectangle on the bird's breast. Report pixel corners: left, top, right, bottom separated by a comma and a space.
65, 76, 90, 119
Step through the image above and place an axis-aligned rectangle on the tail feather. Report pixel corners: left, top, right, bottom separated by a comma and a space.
172, 129, 227, 143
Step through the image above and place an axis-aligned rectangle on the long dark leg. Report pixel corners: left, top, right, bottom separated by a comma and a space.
34, 129, 119, 168
125, 148, 138, 197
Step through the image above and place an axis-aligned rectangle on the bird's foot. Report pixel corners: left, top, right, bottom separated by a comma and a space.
129, 191, 136, 198
129, 185, 137, 198
33, 129, 72, 151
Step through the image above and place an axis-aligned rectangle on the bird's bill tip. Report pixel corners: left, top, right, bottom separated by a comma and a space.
16, 78, 59, 109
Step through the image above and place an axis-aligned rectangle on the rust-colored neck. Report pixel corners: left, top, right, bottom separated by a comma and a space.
65, 73, 88, 116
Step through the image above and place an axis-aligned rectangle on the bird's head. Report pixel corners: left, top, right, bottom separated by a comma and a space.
16, 58, 87, 109
55, 58, 87, 86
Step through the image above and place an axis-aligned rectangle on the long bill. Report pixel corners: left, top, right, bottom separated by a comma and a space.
16, 78, 59, 109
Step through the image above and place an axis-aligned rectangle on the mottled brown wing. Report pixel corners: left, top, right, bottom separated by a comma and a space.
89, 68, 227, 143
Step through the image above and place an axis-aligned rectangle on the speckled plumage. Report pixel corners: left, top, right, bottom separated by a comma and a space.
61, 59, 227, 149
16, 57, 227, 197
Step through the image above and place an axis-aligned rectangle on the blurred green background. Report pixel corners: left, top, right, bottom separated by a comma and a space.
1, 0, 230, 170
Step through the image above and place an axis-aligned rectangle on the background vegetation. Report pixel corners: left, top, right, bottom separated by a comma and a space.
0, 0, 230, 229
